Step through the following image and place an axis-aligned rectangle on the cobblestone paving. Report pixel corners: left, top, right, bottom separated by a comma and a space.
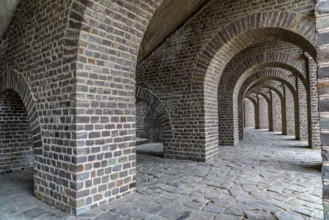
0, 129, 323, 219
0, 170, 71, 220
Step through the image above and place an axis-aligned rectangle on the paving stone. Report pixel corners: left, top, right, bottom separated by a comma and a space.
203, 202, 223, 214
183, 200, 205, 210
215, 214, 242, 220
0, 129, 323, 219
146, 215, 169, 220
142, 203, 165, 215
273, 211, 304, 220
77, 207, 106, 218
96, 212, 127, 220
159, 209, 190, 220
223, 206, 244, 216
20, 207, 48, 219
241, 184, 258, 192
244, 210, 274, 220
34, 213, 67, 220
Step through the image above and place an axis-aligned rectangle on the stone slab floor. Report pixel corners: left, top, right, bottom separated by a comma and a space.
0, 129, 323, 220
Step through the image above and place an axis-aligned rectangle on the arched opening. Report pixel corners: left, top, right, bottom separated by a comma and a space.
0, 89, 33, 174
136, 100, 164, 157
244, 98, 255, 128
243, 77, 299, 139
135, 86, 173, 158
257, 94, 270, 130
195, 11, 315, 152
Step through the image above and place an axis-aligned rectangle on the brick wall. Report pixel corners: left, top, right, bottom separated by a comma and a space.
71, 0, 164, 214
136, 101, 163, 142
138, 0, 315, 159
0, 0, 324, 215
0, 0, 164, 215
285, 86, 296, 136
315, 1, 329, 216
0, 89, 33, 174
244, 99, 255, 128
136, 102, 148, 139
272, 92, 282, 132
258, 95, 269, 130
0, 0, 79, 213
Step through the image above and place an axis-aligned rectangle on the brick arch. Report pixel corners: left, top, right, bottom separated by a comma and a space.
0, 72, 42, 152
249, 83, 285, 133
221, 52, 306, 99
195, 10, 314, 151
248, 90, 272, 130
248, 79, 298, 135
248, 82, 285, 132
249, 81, 285, 99
65, 0, 169, 214
247, 82, 285, 132
136, 86, 173, 157
219, 62, 301, 145
238, 69, 297, 107
0, 71, 43, 194
244, 96, 258, 128
238, 72, 299, 140
242, 73, 308, 140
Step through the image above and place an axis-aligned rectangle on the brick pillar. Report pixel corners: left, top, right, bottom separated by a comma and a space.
244, 99, 255, 128
272, 92, 282, 132
258, 95, 269, 129
305, 54, 321, 148
296, 76, 308, 141
268, 91, 274, 131
255, 96, 260, 129
315, 1, 329, 217
284, 86, 295, 136
281, 86, 288, 135
293, 77, 301, 140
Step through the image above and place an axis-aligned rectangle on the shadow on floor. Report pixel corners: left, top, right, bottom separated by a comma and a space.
137, 142, 164, 158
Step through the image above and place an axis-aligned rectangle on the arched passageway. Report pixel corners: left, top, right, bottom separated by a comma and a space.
0, 0, 328, 218
0, 89, 33, 174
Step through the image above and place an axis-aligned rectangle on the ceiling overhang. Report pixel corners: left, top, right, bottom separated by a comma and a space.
0, 0, 19, 39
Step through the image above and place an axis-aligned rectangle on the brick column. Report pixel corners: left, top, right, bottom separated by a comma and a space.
258, 95, 269, 129
305, 54, 321, 147
281, 86, 288, 135
272, 92, 282, 132
268, 91, 274, 131
315, 1, 329, 217
296, 76, 309, 141
244, 99, 255, 128
284, 85, 295, 136
293, 77, 301, 140
255, 96, 260, 129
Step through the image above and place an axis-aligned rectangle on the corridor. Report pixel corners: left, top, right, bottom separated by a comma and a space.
0, 129, 323, 219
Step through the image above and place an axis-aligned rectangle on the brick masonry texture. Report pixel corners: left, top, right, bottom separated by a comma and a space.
316, 0, 329, 217
136, 101, 163, 143
0, 0, 164, 215
244, 99, 255, 128
259, 96, 269, 129
0, 0, 327, 216
272, 92, 282, 132
0, 89, 33, 174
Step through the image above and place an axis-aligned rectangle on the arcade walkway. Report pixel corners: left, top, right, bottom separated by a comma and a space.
0, 129, 323, 219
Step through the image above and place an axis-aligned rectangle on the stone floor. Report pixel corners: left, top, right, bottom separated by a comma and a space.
0, 129, 323, 220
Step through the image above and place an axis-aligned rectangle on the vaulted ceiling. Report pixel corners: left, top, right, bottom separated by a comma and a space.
1, 0, 209, 58
0, 0, 19, 38
138, 0, 210, 62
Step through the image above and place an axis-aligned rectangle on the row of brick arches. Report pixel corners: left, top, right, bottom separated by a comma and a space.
0, 0, 329, 217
